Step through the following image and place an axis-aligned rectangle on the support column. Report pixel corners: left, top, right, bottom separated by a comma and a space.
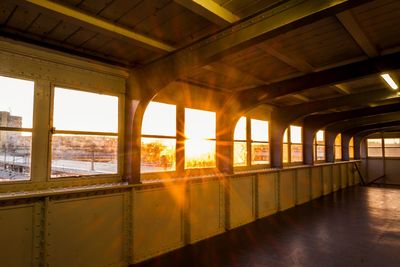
354, 136, 362, 159
303, 127, 314, 165
325, 131, 336, 163
342, 134, 351, 161
270, 117, 286, 169
216, 116, 234, 174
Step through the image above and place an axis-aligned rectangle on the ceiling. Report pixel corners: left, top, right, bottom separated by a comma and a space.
1, 0, 400, 136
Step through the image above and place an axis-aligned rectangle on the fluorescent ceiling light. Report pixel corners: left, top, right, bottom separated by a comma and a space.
381, 73, 398, 90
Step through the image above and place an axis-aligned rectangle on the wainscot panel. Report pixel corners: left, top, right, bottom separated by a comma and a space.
296, 168, 311, 205
279, 170, 295, 211
257, 172, 278, 218
311, 167, 322, 199
228, 175, 256, 229
322, 165, 333, 195
132, 185, 185, 263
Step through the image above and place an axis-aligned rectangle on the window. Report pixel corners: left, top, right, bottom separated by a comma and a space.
141, 102, 176, 173
334, 134, 342, 160
367, 138, 382, 157
234, 117, 247, 166
0, 76, 34, 182
51, 87, 118, 178
313, 130, 325, 162
384, 138, 400, 157
349, 137, 354, 159
251, 119, 269, 165
185, 108, 216, 169
283, 125, 303, 164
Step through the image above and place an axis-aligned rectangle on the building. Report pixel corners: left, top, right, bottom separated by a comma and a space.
0, 0, 399, 266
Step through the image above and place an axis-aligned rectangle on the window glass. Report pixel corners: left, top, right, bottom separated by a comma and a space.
291, 144, 303, 163
0, 131, 31, 181
335, 134, 342, 160
141, 102, 176, 173
185, 140, 216, 168
283, 128, 288, 143
0, 76, 34, 182
290, 126, 302, 144
51, 134, 117, 178
251, 143, 269, 165
283, 143, 289, 163
141, 138, 176, 173
53, 87, 118, 133
234, 117, 246, 141
185, 108, 216, 169
51, 88, 118, 178
316, 130, 324, 143
251, 119, 268, 142
367, 138, 382, 157
316, 145, 325, 161
142, 102, 176, 136
384, 138, 400, 157
185, 108, 216, 139
234, 142, 247, 166
0, 76, 34, 128
349, 137, 354, 159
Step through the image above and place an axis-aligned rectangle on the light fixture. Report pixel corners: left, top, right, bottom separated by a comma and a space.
381, 73, 398, 90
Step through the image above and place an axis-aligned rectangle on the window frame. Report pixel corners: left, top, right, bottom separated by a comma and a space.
313, 130, 326, 163
0, 74, 35, 184
383, 138, 400, 159
283, 125, 303, 166
367, 138, 383, 158
48, 85, 123, 180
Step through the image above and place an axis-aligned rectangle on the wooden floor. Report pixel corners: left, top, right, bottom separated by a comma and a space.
132, 186, 400, 267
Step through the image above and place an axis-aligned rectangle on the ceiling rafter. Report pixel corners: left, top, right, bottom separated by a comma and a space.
336, 10, 379, 57
20, 0, 175, 53
174, 0, 239, 26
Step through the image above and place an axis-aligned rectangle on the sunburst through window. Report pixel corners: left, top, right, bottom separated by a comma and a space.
184, 108, 216, 169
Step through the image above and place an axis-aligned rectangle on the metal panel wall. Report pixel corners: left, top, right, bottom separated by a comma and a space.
341, 164, 348, 188
257, 172, 278, 218
47, 193, 127, 267
227, 175, 256, 229
332, 164, 341, 192
132, 185, 185, 263
311, 167, 322, 199
322, 165, 333, 195
279, 170, 295, 211
296, 168, 311, 205
187, 180, 225, 243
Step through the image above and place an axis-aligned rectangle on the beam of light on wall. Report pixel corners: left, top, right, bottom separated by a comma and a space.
381, 73, 398, 90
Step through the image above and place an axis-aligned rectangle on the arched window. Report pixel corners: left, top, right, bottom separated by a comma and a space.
251, 119, 269, 165
334, 133, 342, 160
234, 117, 247, 166
349, 137, 354, 159
313, 130, 325, 162
141, 102, 176, 173
283, 125, 302, 164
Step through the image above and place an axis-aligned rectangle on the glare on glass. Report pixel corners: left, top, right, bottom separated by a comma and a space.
142, 102, 176, 136
316, 145, 325, 161
368, 147, 382, 157
0, 75, 34, 128
251, 143, 269, 164
185, 108, 216, 139
335, 134, 342, 145
283, 128, 288, 143
234, 117, 246, 141
141, 138, 176, 173
234, 141, 247, 166
335, 146, 342, 160
251, 119, 268, 142
283, 143, 289, 163
185, 139, 216, 169
290, 126, 302, 144
53, 87, 118, 133
0, 131, 31, 181
367, 138, 382, 147
384, 138, 400, 157
316, 130, 324, 143
51, 134, 117, 178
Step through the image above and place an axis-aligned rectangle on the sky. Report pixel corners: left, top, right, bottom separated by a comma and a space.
0, 76, 34, 128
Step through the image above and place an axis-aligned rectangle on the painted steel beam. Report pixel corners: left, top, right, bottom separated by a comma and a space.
336, 10, 379, 57
349, 122, 400, 137
304, 103, 400, 130
21, 0, 175, 53
327, 113, 400, 132
131, 0, 371, 100
174, 0, 239, 26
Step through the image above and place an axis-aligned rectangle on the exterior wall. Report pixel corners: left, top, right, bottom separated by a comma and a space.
0, 161, 360, 266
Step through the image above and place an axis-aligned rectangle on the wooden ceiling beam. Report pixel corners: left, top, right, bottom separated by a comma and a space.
174, 0, 239, 27
336, 10, 379, 57
21, 0, 175, 53
130, 0, 370, 100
